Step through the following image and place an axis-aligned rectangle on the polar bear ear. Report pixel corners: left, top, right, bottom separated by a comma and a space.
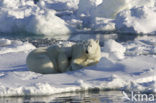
95, 40, 99, 44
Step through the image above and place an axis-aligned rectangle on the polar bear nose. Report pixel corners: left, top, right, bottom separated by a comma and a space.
85, 50, 89, 54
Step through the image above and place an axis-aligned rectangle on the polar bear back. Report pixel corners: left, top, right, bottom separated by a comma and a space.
26, 47, 58, 74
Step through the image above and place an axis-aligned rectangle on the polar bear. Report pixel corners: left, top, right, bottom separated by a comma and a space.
69, 39, 101, 71
26, 39, 101, 74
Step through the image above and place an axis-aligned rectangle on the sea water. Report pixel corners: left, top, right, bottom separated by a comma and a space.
0, 91, 126, 103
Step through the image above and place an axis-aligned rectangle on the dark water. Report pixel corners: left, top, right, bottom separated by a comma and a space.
1, 90, 155, 103
0, 91, 127, 103
0, 32, 138, 49
0, 31, 138, 42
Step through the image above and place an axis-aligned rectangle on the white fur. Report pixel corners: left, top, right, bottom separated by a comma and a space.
26, 39, 101, 74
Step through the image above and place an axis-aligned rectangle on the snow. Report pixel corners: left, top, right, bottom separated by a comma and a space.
91, 0, 128, 18
27, 10, 71, 36
0, 37, 155, 96
0, 39, 11, 46
0, 0, 156, 36
102, 39, 126, 60
0, 38, 35, 54
92, 17, 115, 31
116, 6, 156, 34
77, 0, 128, 18
0, 0, 71, 36
76, 0, 156, 34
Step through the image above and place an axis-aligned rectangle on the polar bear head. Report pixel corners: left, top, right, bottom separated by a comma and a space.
71, 39, 101, 70
82, 39, 101, 59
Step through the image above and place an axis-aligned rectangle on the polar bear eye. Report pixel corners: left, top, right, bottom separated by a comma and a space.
85, 50, 89, 54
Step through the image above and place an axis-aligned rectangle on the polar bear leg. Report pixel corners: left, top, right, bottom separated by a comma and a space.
70, 62, 84, 71
69, 58, 84, 71
27, 53, 57, 74
83, 59, 99, 66
57, 53, 69, 72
